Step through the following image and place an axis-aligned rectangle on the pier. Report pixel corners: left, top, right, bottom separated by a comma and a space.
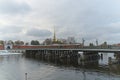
24, 48, 120, 65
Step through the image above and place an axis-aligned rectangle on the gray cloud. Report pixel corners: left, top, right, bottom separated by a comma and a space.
0, 0, 120, 44
26, 28, 52, 38
42, 0, 120, 44
0, 26, 22, 34
0, 0, 31, 15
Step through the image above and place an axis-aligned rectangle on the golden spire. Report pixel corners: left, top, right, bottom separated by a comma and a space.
53, 27, 57, 42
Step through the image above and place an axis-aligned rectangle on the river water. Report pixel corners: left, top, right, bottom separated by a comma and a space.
0, 53, 120, 80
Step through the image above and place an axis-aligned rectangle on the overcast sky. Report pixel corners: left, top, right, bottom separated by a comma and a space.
0, 0, 120, 44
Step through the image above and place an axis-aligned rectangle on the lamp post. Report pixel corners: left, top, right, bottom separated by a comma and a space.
25, 73, 27, 80
82, 38, 85, 47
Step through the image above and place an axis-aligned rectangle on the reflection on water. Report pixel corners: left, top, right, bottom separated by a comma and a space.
0, 53, 120, 80
99, 53, 115, 65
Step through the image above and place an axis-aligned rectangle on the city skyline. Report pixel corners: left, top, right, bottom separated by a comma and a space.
0, 0, 120, 44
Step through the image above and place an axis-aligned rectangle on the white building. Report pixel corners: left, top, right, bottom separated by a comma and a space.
4, 41, 13, 50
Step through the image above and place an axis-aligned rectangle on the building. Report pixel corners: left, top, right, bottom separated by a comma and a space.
52, 27, 59, 44
4, 41, 13, 49
58, 39, 67, 44
67, 37, 76, 44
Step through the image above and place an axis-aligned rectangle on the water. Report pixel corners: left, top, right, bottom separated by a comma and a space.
0, 53, 120, 80
99, 52, 115, 65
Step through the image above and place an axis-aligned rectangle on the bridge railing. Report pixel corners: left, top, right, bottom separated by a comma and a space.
6, 45, 120, 50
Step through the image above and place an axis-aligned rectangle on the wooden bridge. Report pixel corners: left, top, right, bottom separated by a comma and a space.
25, 48, 120, 53
23, 48, 120, 63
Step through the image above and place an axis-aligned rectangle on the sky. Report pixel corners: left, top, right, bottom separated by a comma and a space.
0, 0, 120, 45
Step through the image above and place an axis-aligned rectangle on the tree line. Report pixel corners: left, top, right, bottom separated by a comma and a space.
0, 40, 41, 45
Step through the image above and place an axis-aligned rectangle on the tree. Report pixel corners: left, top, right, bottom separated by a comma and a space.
31, 40, 40, 45
20, 41, 24, 45
103, 41, 107, 46
43, 38, 52, 45
25, 42, 29, 45
0, 40, 4, 45
8, 40, 14, 45
14, 40, 24, 45
89, 43, 94, 47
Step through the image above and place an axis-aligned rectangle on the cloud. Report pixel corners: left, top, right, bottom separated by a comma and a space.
0, 0, 120, 44
43, 0, 120, 44
0, 26, 22, 34
0, 25, 25, 40
0, 0, 31, 15
26, 28, 52, 38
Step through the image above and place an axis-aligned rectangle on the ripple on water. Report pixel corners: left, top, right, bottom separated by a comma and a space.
0, 54, 119, 80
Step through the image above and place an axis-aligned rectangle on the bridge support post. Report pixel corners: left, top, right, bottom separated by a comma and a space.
114, 52, 120, 59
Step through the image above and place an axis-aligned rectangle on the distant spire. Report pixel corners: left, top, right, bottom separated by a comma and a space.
53, 27, 57, 42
